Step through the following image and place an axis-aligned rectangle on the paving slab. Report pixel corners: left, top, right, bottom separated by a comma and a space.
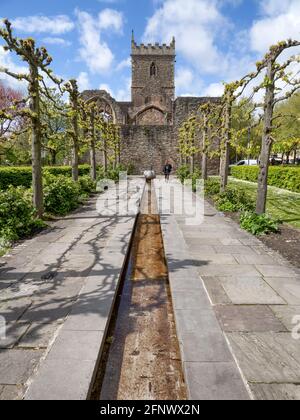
0, 298, 32, 323
226, 332, 300, 383
264, 277, 300, 305
0, 385, 24, 400
198, 264, 261, 278
215, 305, 286, 333
219, 276, 285, 305
270, 305, 300, 332
250, 383, 300, 401
0, 349, 43, 385
171, 290, 211, 310
18, 322, 60, 349
256, 265, 298, 278
0, 323, 30, 349
184, 362, 250, 400
25, 358, 96, 400
179, 330, 233, 363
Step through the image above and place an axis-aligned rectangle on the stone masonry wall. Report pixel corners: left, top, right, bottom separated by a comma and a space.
120, 125, 178, 174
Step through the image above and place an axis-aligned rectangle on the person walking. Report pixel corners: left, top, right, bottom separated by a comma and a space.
163, 161, 172, 182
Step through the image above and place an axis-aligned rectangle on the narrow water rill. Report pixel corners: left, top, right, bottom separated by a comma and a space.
91, 181, 187, 400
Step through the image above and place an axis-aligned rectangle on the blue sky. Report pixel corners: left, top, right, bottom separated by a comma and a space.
0, 0, 300, 100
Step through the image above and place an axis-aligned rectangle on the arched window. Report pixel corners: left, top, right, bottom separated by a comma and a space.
150, 62, 157, 77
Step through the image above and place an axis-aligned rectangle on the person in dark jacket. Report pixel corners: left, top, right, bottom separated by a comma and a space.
163, 161, 172, 182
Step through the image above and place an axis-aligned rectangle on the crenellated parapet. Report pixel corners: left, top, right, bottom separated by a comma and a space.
131, 34, 175, 56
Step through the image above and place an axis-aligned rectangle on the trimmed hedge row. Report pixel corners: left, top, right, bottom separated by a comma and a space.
0, 165, 91, 190
231, 166, 300, 193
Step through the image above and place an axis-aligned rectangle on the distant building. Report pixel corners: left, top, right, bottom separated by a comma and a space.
82, 34, 220, 174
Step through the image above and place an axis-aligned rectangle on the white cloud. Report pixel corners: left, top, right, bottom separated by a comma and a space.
260, 0, 294, 16
11, 15, 74, 34
202, 82, 224, 97
42, 37, 72, 47
77, 72, 91, 91
144, 0, 227, 74
76, 10, 114, 74
0, 46, 28, 91
116, 57, 131, 71
76, 9, 124, 74
98, 9, 123, 32
99, 77, 131, 101
251, 0, 300, 53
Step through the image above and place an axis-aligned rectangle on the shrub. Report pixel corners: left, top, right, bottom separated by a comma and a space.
240, 211, 280, 236
0, 167, 32, 190
97, 165, 134, 182
177, 165, 191, 184
205, 178, 221, 197
0, 165, 91, 190
231, 166, 300, 193
0, 186, 44, 244
43, 173, 81, 216
216, 186, 255, 212
78, 175, 96, 194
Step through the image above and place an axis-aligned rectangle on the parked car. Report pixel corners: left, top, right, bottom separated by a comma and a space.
230, 159, 258, 167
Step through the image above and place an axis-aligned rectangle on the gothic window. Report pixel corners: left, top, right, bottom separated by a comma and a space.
150, 62, 157, 77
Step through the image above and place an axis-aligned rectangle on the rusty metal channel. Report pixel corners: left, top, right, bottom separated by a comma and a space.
90, 181, 186, 400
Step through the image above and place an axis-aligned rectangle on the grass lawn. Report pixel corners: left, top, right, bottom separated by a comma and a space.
229, 177, 300, 229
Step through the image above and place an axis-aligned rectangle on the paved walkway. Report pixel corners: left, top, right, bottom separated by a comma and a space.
1, 176, 300, 400
159, 178, 300, 400
0, 178, 143, 400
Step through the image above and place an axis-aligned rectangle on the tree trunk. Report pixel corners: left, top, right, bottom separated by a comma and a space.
89, 111, 97, 181
220, 101, 231, 192
50, 150, 57, 166
256, 60, 275, 215
202, 153, 208, 181
202, 116, 208, 181
72, 141, 79, 182
29, 65, 43, 217
90, 141, 97, 181
70, 83, 79, 182
103, 137, 108, 173
190, 155, 194, 174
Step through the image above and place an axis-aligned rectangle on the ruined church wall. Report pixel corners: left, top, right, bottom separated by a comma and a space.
120, 125, 179, 174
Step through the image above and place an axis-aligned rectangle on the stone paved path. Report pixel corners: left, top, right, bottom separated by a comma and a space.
0, 178, 143, 400
159, 178, 300, 400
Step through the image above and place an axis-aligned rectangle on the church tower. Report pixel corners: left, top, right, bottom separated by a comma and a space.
129, 33, 175, 125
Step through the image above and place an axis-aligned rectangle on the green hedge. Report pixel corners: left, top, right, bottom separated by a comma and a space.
0, 165, 91, 190
0, 186, 45, 246
231, 166, 300, 193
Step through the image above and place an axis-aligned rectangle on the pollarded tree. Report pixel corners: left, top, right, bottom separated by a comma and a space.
255, 40, 300, 213
40, 89, 69, 166
0, 19, 62, 216
63, 79, 80, 181
178, 115, 199, 173
79, 100, 100, 181
196, 102, 222, 181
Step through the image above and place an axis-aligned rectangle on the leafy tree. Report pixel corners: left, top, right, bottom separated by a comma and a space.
272, 93, 300, 162
0, 19, 62, 216
40, 89, 69, 166
254, 40, 300, 213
